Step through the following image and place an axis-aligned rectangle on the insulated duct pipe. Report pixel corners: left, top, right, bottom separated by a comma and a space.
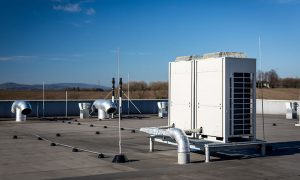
92, 99, 117, 120
140, 127, 190, 164
11, 100, 32, 122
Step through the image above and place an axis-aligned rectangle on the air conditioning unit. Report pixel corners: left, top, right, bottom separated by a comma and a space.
168, 52, 256, 143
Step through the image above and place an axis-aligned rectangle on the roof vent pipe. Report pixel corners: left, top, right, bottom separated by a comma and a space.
11, 100, 32, 122
140, 127, 190, 164
92, 99, 117, 120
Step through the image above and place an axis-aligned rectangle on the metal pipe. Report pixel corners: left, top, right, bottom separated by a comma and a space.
140, 127, 190, 164
65, 91, 68, 118
118, 77, 123, 154
149, 136, 155, 152
92, 99, 117, 120
112, 78, 115, 99
119, 78, 123, 119
127, 73, 130, 115
261, 143, 266, 156
168, 128, 190, 164
11, 100, 32, 122
98, 109, 107, 119
205, 145, 210, 163
42, 81, 45, 117
112, 78, 115, 119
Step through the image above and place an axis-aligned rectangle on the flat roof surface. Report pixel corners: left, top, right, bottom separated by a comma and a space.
1, 115, 300, 180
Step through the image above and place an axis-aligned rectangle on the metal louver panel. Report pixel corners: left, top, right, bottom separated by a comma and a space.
230, 72, 254, 136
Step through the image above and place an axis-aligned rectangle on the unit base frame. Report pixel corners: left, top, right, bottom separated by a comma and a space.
150, 136, 266, 163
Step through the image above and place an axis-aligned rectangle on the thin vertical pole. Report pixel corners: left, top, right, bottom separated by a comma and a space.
119, 78, 123, 154
37, 103, 39, 118
259, 36, 265, 140
117, 48, 120, 84
127, 73, 130, 115
296, 87, 300, 126
43, 81, 45, 117
298, 88, 300, 121
117, 48, 120, 118
112, 78, 115, 118
65, 90, 68, 118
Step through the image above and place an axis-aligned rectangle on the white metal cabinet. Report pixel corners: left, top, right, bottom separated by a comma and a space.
169, 61, 194, 130
195, 59, 223, 138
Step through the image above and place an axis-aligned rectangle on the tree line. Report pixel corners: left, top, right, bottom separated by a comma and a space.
122, 81, 168, 91
63, 81, 169, 99
120, 81, 168, 99
64, 70, 299, 93
257, 69, 300, 88
64, 87, 104, 91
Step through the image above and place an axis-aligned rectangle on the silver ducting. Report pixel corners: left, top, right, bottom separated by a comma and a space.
11, 100, 32, 122
92, 99, 117, 119
140, 127, 190, 164
78, 103, 91, 119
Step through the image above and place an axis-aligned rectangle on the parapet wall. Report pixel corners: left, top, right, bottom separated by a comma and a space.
0, 99, 167, 118
256, 99, 299, 115
0, 99, 299, 118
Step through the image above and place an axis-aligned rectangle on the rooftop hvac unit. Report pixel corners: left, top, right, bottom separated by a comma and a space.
169, 52, 256, 143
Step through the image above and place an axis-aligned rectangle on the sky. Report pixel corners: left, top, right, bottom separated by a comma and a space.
0, 0, 300, 86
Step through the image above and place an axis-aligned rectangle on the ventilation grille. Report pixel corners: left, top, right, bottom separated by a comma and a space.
230, 72, 254, 136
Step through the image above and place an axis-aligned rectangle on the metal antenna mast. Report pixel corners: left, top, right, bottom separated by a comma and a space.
118, 78, 122, 154
112, 50, 127, 163
259, 36, 265, 140
117, 48, 120, 84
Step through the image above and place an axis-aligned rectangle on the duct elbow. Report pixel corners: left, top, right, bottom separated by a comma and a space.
11, 100, 32, 115
167, 128, 190, 164
167, 128, 190, 154
92, 99, 117, 114
139, 127, 190, 164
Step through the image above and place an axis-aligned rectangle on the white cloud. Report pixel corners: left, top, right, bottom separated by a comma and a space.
48, 57, 67, 61
86, 8, 96, 15
53, 3, 81, 13
0, 57, 12, 61
0, 56, 37, 61
0, 55, 84, 62
15, 56, 37, 58
52, 1, 96, 16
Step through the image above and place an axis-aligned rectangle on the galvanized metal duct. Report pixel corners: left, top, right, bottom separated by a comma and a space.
11, 100, 32, 122
11, 100, 32, 115
139, 127, 190, 164
92, 99, 117, 114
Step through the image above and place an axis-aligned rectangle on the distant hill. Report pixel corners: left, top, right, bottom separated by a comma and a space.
0, 82, 109, 90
